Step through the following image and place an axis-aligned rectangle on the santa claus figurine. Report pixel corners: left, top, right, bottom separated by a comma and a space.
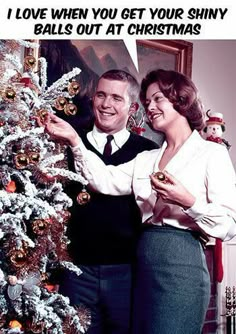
203, 110, 231, 150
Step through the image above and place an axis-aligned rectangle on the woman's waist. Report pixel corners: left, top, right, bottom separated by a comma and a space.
142, 220, 209, 248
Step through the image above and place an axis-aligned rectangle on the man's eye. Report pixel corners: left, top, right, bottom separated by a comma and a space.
96, 93, 105, 98
113, 96, 122, 102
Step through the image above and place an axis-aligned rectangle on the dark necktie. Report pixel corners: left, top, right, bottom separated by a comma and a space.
103, 135, 114, 156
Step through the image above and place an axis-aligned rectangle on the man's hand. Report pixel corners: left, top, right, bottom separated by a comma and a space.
38, 113, 80, 147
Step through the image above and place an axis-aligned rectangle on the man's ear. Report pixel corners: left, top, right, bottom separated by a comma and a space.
128, 102, 139, 115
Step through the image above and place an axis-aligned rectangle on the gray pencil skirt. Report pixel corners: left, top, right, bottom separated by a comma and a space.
132, 225, 210, 334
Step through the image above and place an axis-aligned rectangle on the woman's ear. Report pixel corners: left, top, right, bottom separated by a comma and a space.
128, 102, 139, 115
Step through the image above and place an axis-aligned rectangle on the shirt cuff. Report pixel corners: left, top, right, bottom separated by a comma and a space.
183, 198, 205, 220
70, 140, 88, 158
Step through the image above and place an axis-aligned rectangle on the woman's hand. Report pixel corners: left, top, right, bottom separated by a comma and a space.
38, 113, 80, 147
150, 171, 196, 209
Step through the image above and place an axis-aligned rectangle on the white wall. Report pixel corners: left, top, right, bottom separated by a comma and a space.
190, 40, 236, 168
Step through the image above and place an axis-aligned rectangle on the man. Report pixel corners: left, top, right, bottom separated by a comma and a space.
59, 70, 158, 334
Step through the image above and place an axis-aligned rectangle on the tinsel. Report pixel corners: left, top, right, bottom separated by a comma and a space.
0, 40, 90, 333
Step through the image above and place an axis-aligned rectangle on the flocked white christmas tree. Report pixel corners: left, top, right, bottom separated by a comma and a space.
0, 40, 90, 334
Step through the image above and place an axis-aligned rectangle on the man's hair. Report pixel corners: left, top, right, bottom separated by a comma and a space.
140, 69, 206, 131
100, 69, 139, 103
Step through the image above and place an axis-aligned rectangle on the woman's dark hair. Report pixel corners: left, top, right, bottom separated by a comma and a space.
140, 69, 206, 131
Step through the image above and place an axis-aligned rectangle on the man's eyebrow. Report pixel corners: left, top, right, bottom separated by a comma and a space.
95, 90, 105, 95
95, 91, 123, 99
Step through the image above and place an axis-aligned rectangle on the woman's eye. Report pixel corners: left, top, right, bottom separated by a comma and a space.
154, 96, 163, 102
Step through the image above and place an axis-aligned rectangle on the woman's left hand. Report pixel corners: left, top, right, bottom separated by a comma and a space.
150, 171, 195, 209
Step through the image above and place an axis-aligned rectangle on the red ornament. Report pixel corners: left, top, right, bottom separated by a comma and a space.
20, 76, 31, 87
9, 320, 22, 329
131, 126, 146, 135
5, 180, 16, 193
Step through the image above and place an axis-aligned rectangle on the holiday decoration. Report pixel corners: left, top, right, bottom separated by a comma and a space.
127, 108, 146, 135
0, 40, 90, 333
153, 171, 167, 183
76, 188, 91, 205
204, 110, 231, 283
204, 110, 231, 149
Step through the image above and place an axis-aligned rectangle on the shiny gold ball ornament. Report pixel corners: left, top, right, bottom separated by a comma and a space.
68, 80, 80, 96
24, 55, 37, 70
28, 151, 40, 164
153, 171, 167, 183
9, 248, 28, 267
32, 219, 50, 235
77, 189, 91, 205
3, 87, 16, 102
37, 108, 48, 121
14, 152, 30, 169
54, 96, 68, 111
64, 102, 77, 116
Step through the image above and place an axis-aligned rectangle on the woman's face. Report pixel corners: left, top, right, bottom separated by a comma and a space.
145, 82, 181, 132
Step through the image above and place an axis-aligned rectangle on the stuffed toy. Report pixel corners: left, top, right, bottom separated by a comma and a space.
204, 110, 231, 149
203, 111, 231, 283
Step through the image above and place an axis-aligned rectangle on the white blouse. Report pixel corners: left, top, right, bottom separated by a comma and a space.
72, 130, 236, 241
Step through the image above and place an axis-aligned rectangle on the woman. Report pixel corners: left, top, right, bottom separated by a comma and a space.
44, 69, 236, 333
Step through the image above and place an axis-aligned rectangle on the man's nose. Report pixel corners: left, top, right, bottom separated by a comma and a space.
102, 96, 111, 108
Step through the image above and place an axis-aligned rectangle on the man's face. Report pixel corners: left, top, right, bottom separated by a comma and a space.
92, 78, 133, 134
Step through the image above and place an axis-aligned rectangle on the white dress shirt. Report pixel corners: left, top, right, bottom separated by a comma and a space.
72, 130, 236, 241
87, 125, 130, 154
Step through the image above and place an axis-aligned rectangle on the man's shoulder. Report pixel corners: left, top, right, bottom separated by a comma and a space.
129, 132, 159, 150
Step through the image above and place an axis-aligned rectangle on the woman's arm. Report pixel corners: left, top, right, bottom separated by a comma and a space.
185, 145, 236, 241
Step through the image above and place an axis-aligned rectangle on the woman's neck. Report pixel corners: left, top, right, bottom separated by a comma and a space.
164, 121, 192, 150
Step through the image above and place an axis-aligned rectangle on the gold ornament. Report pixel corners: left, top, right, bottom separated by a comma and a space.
28, 151, 40, 164
64, 102, 77, 116
37, 108, 48, 121
14, 150, 40, 169
32, 218, 50, 235
9, 248, 28, 267
14, 152, 29, 169
68, 80, 80, 96
153, 171, 171, 184
76, 188, 91, 205
153, 171, 166, 182
3, 87, 16, 102
24, 55, 37, 70
54, 96, 68, 111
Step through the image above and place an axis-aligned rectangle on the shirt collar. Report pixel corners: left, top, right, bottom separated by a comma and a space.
91, 125, 130, 149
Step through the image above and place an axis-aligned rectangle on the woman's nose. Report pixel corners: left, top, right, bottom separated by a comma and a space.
147, 100, 156, 113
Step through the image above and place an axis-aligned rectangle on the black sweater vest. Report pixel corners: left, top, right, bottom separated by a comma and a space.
66, 132, 158, 265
